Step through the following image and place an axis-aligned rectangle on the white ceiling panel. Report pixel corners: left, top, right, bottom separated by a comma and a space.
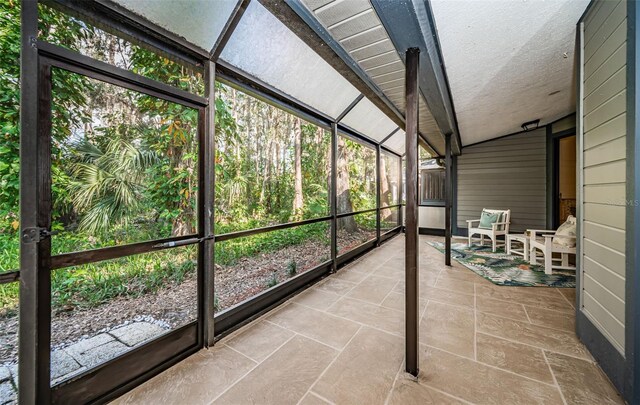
430, 0, 590, 145
383, 129, 405, 154
341, 97, 399, 141
221, 1, 361, 119
112, 0, 237, 51
299, 0, 443, 140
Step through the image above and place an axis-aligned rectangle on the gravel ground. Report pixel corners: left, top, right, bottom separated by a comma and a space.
0, 227, 377, 364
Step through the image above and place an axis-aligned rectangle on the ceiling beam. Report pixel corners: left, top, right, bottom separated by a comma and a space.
210, 0, 251, 61
258, 0, 406, 129
370, 0, 461, 155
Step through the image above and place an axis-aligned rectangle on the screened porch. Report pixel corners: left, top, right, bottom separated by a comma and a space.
3, 0, 639, 404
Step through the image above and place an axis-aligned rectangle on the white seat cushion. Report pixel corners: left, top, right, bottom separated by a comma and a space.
553, 215, 577, 247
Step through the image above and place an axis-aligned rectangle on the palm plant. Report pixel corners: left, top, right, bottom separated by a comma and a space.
70, 138, 157, 234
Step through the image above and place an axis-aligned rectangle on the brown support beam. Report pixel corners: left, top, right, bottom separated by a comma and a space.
330, 123, 338, 272
376, 144, 382, 246
445, 133, 452, 266
398, 155, 403, 227
19, 1, 52, 403
405, 47, 420, 377
203, 61, 216, 346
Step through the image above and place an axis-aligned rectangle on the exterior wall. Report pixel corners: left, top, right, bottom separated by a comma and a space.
553, 114, 578, 133
402, 206, 445, 229
419, 206, 445, 229
581, 0, 627, 355
456, 128, 547, 233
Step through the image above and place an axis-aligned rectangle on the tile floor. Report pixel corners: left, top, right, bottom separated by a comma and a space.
112, 235, 624, 405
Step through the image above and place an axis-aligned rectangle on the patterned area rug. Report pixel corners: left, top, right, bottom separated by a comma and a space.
428, 241, 575, 288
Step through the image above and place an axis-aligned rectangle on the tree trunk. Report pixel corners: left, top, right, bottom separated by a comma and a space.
336, 136, 357, 232
380, 156, 391, 219
293, 117, 303, 218
172, 217, 194, 236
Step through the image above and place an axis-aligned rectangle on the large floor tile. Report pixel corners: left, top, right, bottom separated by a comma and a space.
476, 332, 554, 384
313, 327, 403, 405
293, 287, 341, 310
267, 303, 359, 349
112, 346, 256, 405
525, 305, 576, 332
476, 295, 529, 321
213, 335, 337, 405
372, 261, 405, 280
420, 301, 475, 359
330, 267, 368, 283
381, 291, 427, 313
327, 296, 404, 336
388, 373, 466, 405
225, 321, 294, 363
422, 285, 474, 308
434, 277, 476, 295
436, 267, 485, 283
299, 393, 330, 405
315, 278, 357, 295
111, 236, 623, 405
346, 275, 396, 304
546, 352, 624, 405
419, 345, 563, 404
505, 285, 572, 300
392, 272, 439, 294
477, 312, 591, 359
558, 288, 577, 308
475, 284, 574, 313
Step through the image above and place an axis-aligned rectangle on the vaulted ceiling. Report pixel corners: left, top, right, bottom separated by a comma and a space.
109, 0, 591, 153
430, 0, 590, 145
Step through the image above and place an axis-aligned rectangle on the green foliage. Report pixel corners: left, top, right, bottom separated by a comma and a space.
0, 1, 377, 319
286, 260, 297, 277
341, 137, 377, 212
215, 222, 329, 266
355, 212, 377, 231
266, 272, 278, 288
69, 138, 158, 234
0, 1, 24, 216
0, 1, 90, 221
50, 247, 196, 309
214, 84, 331, 228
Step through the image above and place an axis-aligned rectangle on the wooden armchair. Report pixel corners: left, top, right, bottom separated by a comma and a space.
467, 209, 511, 252
528, 229, 576, 275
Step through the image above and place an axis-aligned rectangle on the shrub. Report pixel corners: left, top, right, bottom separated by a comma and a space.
286, 260, 297, 277
266, 272, 278, 288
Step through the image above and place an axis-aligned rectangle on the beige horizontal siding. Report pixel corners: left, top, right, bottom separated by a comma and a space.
581, 0, 627, 354
584, 221, 626, 249
584, 159, 625, 184
584, 273, 625, 322
583, 292, 625, 352
583, 256, 625, 300
583, 183, 626, 204
585, 137, 626, 166
584, 43, 625, 94
584, 0, 622, 44
583, 203, 626, 229
584, 0, 625, 57
583, 238, 626, 277
457, 129, 546, 233
584, 90, 626, 131
584, 18, 627, 77
583, 113, 625, 149
584, 66, 625, 112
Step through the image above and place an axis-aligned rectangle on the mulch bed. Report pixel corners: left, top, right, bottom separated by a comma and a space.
0, 227, 376, 364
